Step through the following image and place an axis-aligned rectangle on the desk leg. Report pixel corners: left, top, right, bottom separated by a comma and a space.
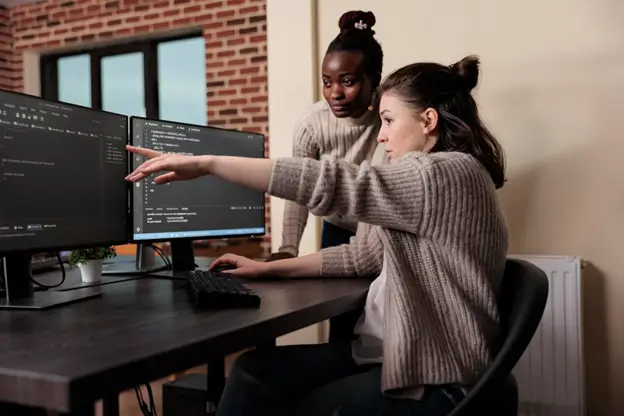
102, 396, 119, 416
206, 357, 225, 413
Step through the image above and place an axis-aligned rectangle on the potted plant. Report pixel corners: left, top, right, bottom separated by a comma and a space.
68, 246, 117, 283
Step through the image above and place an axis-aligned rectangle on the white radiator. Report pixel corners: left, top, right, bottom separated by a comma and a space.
510, 255, 585, 416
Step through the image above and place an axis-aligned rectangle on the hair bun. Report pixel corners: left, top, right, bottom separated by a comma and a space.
449, 55, 480, 91
338, 10, 376, 35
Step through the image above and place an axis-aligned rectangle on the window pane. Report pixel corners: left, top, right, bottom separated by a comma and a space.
158, 37, 206, 125
101, 52, 145, 117
57, 54, 91, 107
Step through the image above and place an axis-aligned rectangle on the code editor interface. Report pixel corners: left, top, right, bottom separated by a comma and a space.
131, 118, 265, 241
0, 91, 128, 252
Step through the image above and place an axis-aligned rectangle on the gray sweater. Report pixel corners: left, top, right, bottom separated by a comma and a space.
268, 150, 509, 397
278, 99, 381, 256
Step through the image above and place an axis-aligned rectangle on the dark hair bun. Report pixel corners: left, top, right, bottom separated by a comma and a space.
450, 55, 480, 91
338, 10, 376, 35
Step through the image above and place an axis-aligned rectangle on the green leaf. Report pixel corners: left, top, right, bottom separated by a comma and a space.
67, 246, 117, 266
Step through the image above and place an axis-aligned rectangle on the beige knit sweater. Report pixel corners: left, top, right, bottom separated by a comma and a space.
268, 151, 509, 396
278, 99, 381, 256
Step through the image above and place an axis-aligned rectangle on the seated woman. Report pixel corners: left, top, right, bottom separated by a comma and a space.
126, 55, 509, 415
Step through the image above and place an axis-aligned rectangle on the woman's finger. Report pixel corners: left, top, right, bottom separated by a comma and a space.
135, 155, 170, 172
134, 159, 172, 177
153, 172, 178, 184
125, 156, 168, 181
209, 254, 237, 270
125, 171, 150, 182
126, 145, 162, 159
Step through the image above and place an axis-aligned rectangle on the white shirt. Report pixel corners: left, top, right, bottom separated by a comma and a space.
351, 256, 387, 365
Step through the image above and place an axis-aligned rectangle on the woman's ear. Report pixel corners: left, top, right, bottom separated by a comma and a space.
421, 108, 438, 135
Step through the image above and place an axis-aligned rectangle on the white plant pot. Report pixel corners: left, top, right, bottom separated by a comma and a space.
78, 259, 104, 283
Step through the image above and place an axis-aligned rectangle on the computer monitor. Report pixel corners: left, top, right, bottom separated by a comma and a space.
0, 90, 129, 309
127, 116, 266, 279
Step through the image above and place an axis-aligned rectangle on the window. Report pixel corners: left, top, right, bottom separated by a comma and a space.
40, 34, 207, 125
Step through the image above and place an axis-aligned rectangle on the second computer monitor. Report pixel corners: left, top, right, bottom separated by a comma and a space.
130, 117, 266, 277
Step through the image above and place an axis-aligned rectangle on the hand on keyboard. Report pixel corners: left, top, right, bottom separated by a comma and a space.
209, 254, 269, 279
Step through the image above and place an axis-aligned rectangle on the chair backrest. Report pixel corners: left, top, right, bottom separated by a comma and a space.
448, 258, 549, 415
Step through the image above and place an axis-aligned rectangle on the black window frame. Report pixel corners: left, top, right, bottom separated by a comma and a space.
39, 32, 203, 119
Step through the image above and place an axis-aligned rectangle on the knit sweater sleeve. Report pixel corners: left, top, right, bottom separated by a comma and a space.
268, 153, 426, 234
319, 222, 384, 277
277, 124, 319, 256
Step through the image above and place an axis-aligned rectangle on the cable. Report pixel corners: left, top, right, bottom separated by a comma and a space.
134, 383, 157, 416
146, 383, 157, 415
148, 244, 171, 267
30, 252, 66, 289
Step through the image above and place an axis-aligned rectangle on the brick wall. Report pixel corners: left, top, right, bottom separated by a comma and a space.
8, 0, 271, 258
0, 6, 11, 90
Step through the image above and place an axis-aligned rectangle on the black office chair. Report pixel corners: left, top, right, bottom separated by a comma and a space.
448, 258, 549, 416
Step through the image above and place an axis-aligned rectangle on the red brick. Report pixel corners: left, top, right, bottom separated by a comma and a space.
227, 37, 245, 46
250, 34, 266, 43
173, 17, 192, 25
153, 21, 170, 31
240, 6, 259, 14
184, 5, 202, 13
228, 58, 246, 66
205, 2, 224, 9
241, 86, 260, 94
217, 50, 236, 58
218, 89, 237, 96
251, 95, 267, 102
217, 10, 236, 18
216, 29, 235, 38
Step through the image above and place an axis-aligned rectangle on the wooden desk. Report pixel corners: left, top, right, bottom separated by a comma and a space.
0, 274, 368, 415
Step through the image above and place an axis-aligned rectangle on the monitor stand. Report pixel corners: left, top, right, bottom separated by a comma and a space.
0, 253, 103, 310
145, 240, 197, 280
102, 244, 169, 276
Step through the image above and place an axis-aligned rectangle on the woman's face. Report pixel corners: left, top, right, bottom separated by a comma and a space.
321, 51, 373, 118
377, 93, 438, 162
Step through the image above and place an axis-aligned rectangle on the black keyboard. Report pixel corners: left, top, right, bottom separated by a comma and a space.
185, 270, 261, 309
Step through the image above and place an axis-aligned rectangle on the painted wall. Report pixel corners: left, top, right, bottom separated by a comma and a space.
269, 0, 624, 413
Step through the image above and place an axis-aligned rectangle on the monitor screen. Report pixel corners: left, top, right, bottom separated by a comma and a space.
130, 117, 266, 242
0, 90, 129, 254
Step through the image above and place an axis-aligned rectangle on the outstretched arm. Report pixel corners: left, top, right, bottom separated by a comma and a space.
126, 148, 426, 234
205, 155, 426, 234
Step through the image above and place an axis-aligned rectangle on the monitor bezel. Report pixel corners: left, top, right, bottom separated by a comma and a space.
0, 88, 131, 256
128, 115, 267, 245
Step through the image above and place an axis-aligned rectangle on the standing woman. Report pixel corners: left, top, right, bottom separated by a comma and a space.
268, 10, 384, 263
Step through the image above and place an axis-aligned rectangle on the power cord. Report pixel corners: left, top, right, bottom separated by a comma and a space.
30, 252, 66, 289
135, 383, 157, 416
148, 244, 171, 268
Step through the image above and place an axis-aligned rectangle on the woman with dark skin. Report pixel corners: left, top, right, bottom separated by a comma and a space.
267, 10, 384, 262
267, 10, 385, 343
